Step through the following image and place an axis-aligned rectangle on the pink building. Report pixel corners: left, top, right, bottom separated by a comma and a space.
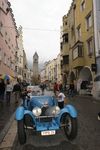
0, 0, 18, 78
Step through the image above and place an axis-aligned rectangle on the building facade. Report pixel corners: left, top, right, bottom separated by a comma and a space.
16, 26, 24, 81
60, 0, 96, 92
93, 0, 100, 73
0, 0, 18, 78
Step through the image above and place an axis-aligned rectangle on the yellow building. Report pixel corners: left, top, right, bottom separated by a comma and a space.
61, 0, 96, 92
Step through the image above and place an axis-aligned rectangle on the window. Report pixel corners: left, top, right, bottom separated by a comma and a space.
73, 44, 83, 59
60, 42, 63, 50
2, 2, 4, 6
86, 12, 92, 30
15, 66, 18, 72
71, 26, 74, 38
80, 0, 85, 11
63, 33, 68, 43
4, 53, 7, 64
7, 58, 10, 67
5, 32, 7, 36
0, 22, 3, 33
87, 38, 93, 56
76, 25, 81, 40
0, 48, 2, 61
63, 55, 69, 64
65, 21, 67, 25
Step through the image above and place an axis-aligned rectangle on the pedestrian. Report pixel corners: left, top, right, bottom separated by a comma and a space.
69, 81, 75, 98
53, 82, 59, 96
57, 89, 65, 109
0, 79, 6, 105
13, 81, 21, 103
58, 82, 63, 91
6, 80, 13, 105
40, 84, 45, 95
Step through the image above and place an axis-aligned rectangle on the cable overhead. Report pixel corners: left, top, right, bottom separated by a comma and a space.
2, 26, 60, 32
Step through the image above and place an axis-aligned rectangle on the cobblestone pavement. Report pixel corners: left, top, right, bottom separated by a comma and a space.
1, 91, 100, 150
14, 94, 100, 150
68, 95, 100, 150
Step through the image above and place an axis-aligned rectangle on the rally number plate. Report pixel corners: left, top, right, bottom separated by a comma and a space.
41, 130, 56, 136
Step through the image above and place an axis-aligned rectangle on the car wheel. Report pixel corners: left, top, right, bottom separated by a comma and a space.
17, 119, 26, 145
63, 114, 77, 140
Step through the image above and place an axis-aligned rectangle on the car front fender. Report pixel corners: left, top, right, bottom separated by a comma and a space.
64, 104, 77, 118
15, 106, 25, 121
57, 104, 77, 125
24, 110, 36, 124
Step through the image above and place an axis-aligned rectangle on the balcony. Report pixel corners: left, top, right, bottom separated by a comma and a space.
72, 57, 84, 68
72, 40, 84, 68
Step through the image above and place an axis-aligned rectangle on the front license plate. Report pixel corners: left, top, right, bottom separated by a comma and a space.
41, 130, 56, 136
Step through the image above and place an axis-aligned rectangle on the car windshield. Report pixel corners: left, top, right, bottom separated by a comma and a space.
27, 85, 41, 96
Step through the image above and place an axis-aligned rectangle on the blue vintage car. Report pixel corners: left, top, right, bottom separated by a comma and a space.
15, 94, 78, 145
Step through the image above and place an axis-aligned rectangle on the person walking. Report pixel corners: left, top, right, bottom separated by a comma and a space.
69, 81, 75, 98
0, 79, 6, 105
13, 82, 21, 103
40, 84, 45, 95
6, 80, 13, 105
53, 82, 59, 96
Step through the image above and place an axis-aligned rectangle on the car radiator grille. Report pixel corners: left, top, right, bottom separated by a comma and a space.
36, 116, 53, 122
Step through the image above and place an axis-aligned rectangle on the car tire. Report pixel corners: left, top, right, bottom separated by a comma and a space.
63, 114, 77, 140
17, 119, 26, 145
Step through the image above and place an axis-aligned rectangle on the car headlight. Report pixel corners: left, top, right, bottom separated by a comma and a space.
32, 107, 42, 117
52, 106, 60, 115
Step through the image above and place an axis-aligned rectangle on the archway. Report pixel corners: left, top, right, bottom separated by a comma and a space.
78, 66, 93, 94
79, 66, 92, 81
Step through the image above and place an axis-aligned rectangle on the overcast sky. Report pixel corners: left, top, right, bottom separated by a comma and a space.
9, 0, 72, 63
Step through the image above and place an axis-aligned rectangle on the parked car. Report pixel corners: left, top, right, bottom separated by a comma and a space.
15, 95, 78, 145
91, 74, 100, 100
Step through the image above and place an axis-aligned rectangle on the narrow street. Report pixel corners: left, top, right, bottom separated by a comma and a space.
1, 0, 100, 149
0, 91, 100, 150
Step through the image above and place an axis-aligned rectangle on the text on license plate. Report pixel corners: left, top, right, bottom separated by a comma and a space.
41, 130, 56, 136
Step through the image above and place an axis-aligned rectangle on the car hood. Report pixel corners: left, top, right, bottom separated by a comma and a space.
30, 96, 56, 108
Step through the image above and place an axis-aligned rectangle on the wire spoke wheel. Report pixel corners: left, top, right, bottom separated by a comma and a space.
63, 114, 77, 140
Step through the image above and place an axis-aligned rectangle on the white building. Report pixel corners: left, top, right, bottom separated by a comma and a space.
93, 0, 100, 73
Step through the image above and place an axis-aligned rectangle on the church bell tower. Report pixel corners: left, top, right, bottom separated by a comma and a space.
33, 52, 39, 84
